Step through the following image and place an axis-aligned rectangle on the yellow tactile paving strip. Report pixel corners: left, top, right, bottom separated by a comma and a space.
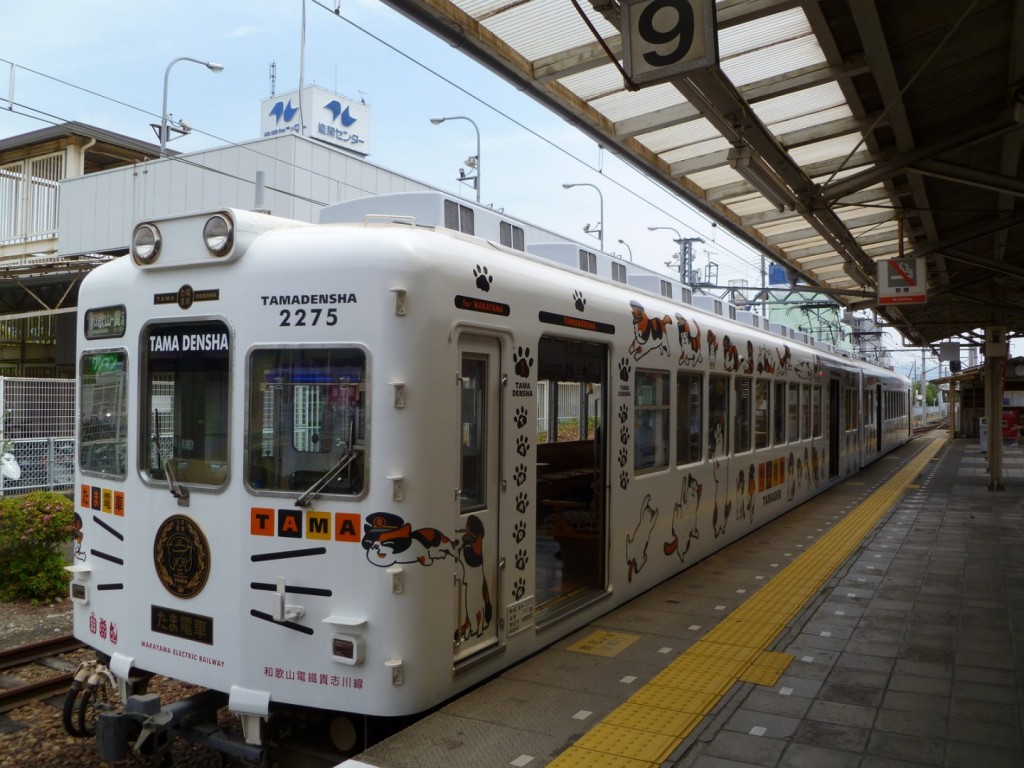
550, 438, 944, 768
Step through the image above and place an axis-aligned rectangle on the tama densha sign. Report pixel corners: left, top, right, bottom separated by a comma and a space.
261, 85, 371, 155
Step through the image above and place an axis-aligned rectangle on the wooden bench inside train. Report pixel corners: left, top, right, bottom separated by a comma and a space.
537, 440, 601, 573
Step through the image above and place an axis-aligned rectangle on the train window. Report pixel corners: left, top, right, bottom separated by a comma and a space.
845, 387, 859, 430
635, 370, 669, 471
611, 261, 627, 284
143, 320, 230, 488
246, 347, 366, 495
660, 280, 673, 299
799, 384, 809, 438
79, 350, 128, 478
813, 385, 823, 437
459, 355, 488, 511
734, 377, 752, 453
708, 374, 729, 456
500, 221, 524, 251
787, 383, 799, 442
755, 379, 770, 449
536, 338, 604, 443
676, 372, 702, 465
773, 381, 786, 445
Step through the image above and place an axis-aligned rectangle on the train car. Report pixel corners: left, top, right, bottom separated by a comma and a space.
66, 193, 910, 765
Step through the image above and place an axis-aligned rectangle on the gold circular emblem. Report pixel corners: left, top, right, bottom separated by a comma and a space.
154, 515, 210, 598
177, 285, 194, 310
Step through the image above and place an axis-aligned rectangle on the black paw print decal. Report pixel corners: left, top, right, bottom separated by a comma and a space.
618, 404, 629, 424
619, 470, 630, 490
619, 425, 630, 446
512, 577, 526, 600
514, 406, 528, 429
473, 265, 492, 292
513, 463, 528, 486
513, 347, 533, 378
573, 290, 586, 312
618, 447, 628, 467
514, 549, 529, 570
619, 357, 631, 382
513, 520, 527, 543
515, 492, 529, 515
516, 435, 529, 457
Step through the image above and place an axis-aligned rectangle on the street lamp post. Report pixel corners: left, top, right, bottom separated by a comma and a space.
430, 116, 481, 203
562, 182, 604, 252
161, 57, 224, 156
648, 225, 703, 284
618, 238, 633, 262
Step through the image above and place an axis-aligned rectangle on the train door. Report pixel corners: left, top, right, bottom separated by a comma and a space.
454, 335, 501, 662
534, 337, 607, 620
828, 378, 840, 478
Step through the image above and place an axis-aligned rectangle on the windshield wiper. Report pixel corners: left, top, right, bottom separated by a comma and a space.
294, 449, 358, 507
153, 410, 189, 505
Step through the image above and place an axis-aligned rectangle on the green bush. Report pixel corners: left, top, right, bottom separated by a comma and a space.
0, 491, 76, 602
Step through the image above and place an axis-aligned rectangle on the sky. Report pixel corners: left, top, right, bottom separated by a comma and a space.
0, 0, 978, 374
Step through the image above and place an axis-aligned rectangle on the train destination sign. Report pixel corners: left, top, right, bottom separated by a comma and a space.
877, 257, 926, 305
454, 295, 510, 317
538, 311, 615, 335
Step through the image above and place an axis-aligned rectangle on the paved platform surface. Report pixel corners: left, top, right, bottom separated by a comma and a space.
675, 437, 1024, 768
346, 437, 1024, 768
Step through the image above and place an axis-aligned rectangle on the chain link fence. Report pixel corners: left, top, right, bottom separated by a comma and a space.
0, 377, 75, 495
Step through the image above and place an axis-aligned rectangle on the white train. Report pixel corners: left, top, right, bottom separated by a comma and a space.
66, 192, 910, 765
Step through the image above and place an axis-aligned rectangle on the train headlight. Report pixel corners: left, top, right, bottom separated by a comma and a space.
132, 223, 161, 264
203, 214, 234, 258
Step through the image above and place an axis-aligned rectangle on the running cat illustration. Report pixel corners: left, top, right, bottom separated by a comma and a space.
362, 512, 456, 566
455, 514, 492, 641
626, 494, 660, 581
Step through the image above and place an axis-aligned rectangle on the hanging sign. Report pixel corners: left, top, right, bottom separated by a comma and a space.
877, 257, 926, 305
620, 0, 718, 87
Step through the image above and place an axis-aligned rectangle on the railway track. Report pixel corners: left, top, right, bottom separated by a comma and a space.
0, 634, 85, 713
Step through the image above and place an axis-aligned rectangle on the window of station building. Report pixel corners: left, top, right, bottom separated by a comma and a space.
143, 320, 230, 488
708, 374, 730, 456
499, 221, 525, 251
635, 370, 669, 471
79, 349, 128, 478
787, 382, 800, 442
773, 381, 786, 445
579, 249, 597, 274
443, 199, 475, 235
734, 376, 752, 453
246, 347, 367, 496
660, 280, 673, 299
755, 379, 770, 449
611, 261, 627, 284
676, 372, 703, 465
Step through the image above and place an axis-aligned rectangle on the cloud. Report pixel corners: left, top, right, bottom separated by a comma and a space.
227, 25, 260, 38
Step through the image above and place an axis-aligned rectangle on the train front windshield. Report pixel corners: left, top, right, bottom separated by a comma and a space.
143, 321, 230, 487
247, 348, 367, 496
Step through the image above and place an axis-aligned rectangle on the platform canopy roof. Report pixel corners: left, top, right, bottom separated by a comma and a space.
380, 0, 1024, 347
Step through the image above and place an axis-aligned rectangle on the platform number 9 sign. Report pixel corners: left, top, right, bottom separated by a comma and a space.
620, 0, 717, 87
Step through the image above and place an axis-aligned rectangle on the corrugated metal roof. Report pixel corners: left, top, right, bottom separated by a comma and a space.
381, 0, 1024, 346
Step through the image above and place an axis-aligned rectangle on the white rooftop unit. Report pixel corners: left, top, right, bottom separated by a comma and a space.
692, 294, 725, 316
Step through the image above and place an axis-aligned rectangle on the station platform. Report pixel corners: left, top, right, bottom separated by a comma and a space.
344, 435, 1024, 768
